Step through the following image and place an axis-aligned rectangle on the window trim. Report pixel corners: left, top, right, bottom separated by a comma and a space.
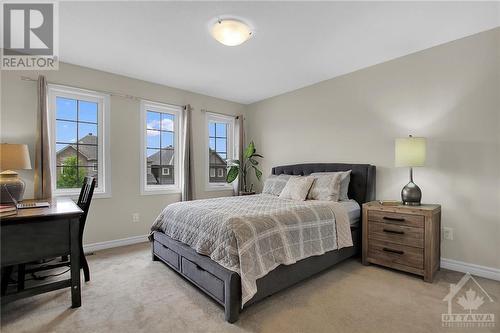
205, 112, 234, 191
48, 84, 111, 199
140, 100, 183, 195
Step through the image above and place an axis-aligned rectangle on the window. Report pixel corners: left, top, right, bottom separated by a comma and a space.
206, 112, 234, 190
141, 101, 182, 195
48, 85, 111, 197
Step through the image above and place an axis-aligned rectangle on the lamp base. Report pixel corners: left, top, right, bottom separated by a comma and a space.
0, 171, 26, 203
401, 181, 422, 206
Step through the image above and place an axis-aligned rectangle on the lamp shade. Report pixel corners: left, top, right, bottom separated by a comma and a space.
0, 144, 32, 171
395, 136, 426, 167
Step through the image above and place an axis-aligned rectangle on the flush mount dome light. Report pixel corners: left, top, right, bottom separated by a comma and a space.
211, 19, 252, 46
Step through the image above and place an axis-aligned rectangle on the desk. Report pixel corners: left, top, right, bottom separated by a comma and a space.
1, 197, 83, 307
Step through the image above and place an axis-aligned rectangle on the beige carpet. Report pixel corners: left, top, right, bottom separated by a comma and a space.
1, 243, 499, 333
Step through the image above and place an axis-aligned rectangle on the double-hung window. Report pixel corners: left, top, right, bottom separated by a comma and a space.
140, 101, 182, 195
48, 85, 111, 197
206, 112, 235, 190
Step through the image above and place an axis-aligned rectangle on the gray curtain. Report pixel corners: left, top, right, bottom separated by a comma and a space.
233, 115, 245, 196
181, 105, 193, 201
34, 75, 52, 199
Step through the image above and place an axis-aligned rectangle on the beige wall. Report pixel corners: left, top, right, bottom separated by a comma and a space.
246, 28, 500, 269
1, 63, 246, 245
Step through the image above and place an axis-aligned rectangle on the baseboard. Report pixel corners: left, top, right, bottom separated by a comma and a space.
441, 258, 500, 281
83, 234, 149, 253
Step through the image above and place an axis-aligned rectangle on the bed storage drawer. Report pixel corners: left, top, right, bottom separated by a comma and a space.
154, 242, 180, 271
181, 257, 224, 303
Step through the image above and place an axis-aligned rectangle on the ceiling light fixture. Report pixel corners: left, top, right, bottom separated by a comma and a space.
211, 18, 253, 46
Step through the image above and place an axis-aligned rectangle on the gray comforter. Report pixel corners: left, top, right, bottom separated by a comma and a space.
151, 194, 353, 305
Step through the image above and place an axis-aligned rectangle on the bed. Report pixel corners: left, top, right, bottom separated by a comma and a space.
150, 163, 376, 322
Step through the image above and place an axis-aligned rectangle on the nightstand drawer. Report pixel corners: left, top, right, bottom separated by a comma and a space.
368, 210, 424, 228
368, 239, 423, 269
368, 222, 424, 248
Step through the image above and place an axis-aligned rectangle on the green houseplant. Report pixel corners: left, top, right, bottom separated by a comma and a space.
226, 141, 263, 194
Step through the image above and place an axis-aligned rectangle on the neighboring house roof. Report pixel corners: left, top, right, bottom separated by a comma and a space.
146, 148, 227, 167
208, 149, 226, 166
147, 147, 174, 166
56, 133, 97, 162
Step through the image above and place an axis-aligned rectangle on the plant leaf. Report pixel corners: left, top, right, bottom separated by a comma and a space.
248, 158, 258, 166
244, 141, 255, 159
227, 159, 240, 166
252, 165, 263, 180
251, 153, 264, 158
226, 166, 239, 183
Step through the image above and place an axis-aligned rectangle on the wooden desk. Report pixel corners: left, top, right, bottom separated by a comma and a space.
0, 197, 83, 307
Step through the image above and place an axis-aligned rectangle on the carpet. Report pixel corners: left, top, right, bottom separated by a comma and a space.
1, 243, 499, 333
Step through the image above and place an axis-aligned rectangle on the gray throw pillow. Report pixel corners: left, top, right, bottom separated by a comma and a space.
310, 170, 351, 200
307, 173, 342, 201
262, 174, 291, 196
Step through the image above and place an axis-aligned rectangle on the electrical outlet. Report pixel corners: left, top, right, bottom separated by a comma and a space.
132, 213, 140, 223
443, 227, 454, 241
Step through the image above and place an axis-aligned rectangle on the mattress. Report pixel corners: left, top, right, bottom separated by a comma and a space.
340, 199, 361, 226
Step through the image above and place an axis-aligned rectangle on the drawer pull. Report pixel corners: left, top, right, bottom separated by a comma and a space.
383, 247, 404, 255
383, 216, 405, 222
383, 228, 405, 235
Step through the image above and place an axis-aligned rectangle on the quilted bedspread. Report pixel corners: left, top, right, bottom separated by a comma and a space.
150, 194, 353, 305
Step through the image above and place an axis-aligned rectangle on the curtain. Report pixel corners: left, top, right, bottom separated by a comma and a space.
181, 104, 193, 201
233, 115, 245, 196
34, 75, 52, 199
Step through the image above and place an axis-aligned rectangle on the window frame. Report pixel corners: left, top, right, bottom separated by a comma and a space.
48, 84, 111, 198
140, 100, 183, 195
205, 112, 235, 191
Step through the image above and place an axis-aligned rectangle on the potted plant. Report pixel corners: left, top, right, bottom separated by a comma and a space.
226, 141, 263, 195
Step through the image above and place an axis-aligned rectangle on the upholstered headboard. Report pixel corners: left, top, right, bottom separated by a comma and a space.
271, 163, 376, 205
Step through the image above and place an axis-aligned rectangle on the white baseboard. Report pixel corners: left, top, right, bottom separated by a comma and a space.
441, 258, 500, 281
83, 234, 149, 253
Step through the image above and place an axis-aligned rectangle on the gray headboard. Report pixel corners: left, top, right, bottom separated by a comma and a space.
272, 163, 376, 206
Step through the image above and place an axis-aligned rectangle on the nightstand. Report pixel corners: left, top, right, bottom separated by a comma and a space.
362, 201, 441, 282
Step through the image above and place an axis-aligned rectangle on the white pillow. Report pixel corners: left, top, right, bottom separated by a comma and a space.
307, 173, 342, 201
279, 176, 315, 201
310, 170, 351, 201
262, 174, 291, 196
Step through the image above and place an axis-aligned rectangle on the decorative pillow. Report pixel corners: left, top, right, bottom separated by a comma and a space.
279, 176, 315, 201
262, 174, 292, 196
307, 173, 342, 201
310, 170, 352, 201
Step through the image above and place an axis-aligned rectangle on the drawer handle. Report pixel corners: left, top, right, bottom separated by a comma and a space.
383, 216, 405, 222
383, 247, 404, 255
383, 228, 405, 235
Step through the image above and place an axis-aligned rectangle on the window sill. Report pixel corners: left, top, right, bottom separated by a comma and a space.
141, 188, 181, 196
52, 190, 112, 200
205, 185, 234, 192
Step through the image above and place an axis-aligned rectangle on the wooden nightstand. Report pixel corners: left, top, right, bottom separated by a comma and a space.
362, 201, 441, 282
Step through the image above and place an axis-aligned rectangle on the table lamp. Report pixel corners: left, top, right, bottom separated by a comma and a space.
0, 144, 32, 203
395, 135, 426, 206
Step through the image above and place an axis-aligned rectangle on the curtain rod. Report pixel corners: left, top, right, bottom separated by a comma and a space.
20, 76, 185, 108
201, 108, 240, 119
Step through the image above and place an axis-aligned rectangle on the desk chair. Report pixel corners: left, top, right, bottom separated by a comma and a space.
16, 177, 95, 290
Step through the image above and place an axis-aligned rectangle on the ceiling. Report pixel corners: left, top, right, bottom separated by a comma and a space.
60, 2, 500, 104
